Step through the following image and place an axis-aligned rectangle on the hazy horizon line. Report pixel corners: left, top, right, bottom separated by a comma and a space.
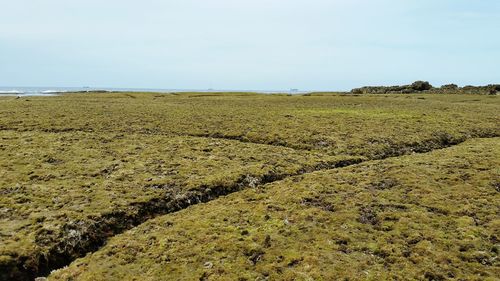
2, 80, 499, 93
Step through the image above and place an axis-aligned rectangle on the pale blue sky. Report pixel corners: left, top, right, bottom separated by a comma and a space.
1, 0, 499, 91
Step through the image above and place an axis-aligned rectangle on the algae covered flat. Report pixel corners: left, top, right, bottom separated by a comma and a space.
49, 138, 500, 281
0, 129, 355, 280
1, 93, 499, 158
0, 92, 499, 280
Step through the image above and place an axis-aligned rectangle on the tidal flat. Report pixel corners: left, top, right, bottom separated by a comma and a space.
0, 92, 499, 280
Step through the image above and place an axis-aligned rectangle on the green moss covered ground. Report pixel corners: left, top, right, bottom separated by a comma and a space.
0, 92, 498, 280
50, 138, 500, 281
1, 93, 498, 157
1, 130, 350, 280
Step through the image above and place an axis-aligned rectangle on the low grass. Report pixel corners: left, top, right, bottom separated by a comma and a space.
50, 138, 500, 281
0, 93, 498, 158
0, 130, 353, 280
0, 92, 498, 280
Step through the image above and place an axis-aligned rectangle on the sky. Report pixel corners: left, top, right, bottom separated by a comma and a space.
1, 0, 499, 91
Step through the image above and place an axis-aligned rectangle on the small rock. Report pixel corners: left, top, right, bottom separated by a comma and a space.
204, 261, 213, 269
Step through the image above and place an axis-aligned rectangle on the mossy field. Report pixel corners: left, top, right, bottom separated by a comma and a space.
0, 92, 499, 280
50, 138, 500, 281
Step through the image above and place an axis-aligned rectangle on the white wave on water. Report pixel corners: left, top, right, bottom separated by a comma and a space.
0, 86, 312, 97
0, 90, 24, 94
41, 90, 64, 94
0, 87, 75, 96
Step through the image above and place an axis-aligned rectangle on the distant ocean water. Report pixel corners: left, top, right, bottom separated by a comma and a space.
0, 87, 310, 96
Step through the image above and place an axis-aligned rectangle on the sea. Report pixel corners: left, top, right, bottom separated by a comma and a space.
0, 87, 309, 97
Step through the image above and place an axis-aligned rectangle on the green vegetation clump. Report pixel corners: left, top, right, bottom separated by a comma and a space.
350, 82, 500, 95
351, 81, 433, 94
49, 138, 500, 281
439, 84, 500, 95
440, 84, 459, 91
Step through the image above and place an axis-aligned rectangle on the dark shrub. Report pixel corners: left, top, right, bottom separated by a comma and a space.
351, 88, 364, 94
411, 81, 433, 91
487, 84, 500, 95
441, 84, 458, 90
